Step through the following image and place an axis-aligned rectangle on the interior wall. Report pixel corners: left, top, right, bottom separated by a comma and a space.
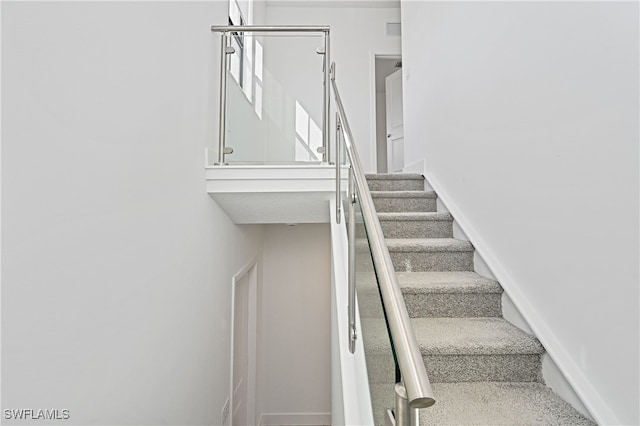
258, 224, 331, 424
263, 3, 402, 171
1, 2, 266, 425
401, 2, 639, 425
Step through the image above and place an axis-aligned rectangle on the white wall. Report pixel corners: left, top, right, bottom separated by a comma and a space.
2, 2, 266, 425
264, 3, 402, 171
258, 224, 331, 425
401, 2, 639, 425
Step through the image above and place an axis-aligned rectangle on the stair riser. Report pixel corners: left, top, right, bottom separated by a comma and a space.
380, 220, 453, 239
365, 353, 542, 384
368, 180, 424, 191
404, 293, 502, 318
390, 251, 474, 272
372, 197, 436, 213
355, 220, 453, 239
424, 354, 542, 383
357, 281, 503, 317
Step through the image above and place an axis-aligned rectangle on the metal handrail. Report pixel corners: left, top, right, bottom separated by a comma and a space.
330, 63, 435, 410
211, 25, 330, 32
211, 25, 330, 165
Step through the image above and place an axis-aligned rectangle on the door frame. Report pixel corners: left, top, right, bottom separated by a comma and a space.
369, 52, 402, 174
229, 260, 258, 426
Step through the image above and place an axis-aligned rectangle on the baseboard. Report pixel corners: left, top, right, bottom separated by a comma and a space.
258, 412, 331, 426
420, 166, 617, 426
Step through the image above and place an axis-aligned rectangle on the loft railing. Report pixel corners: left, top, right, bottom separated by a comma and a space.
211, 25, 435, 426
210, 25, 330, 164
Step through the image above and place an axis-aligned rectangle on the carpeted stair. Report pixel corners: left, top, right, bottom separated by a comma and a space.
363, 173, 595, 426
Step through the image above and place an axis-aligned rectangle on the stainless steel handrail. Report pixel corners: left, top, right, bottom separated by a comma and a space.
211, 25, 330, 32
330, 63, 436, 410
211, 25, 330, 164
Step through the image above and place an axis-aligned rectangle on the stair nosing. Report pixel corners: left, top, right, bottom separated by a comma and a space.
370, 190, 436, 198
397, 271, 502, 294
366, 173, 424, 180
378, 212, 452, 221
386, 238, 474, 252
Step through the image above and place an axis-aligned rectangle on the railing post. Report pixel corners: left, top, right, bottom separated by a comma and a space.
218, 31, 229, 165
336, 112, 342, 224
347, 166, 357, 353
395, 383, 420, 426
323, 30, 331, 164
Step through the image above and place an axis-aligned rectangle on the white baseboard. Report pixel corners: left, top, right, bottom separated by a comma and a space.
259, 412, 331, 426
420, 166, 613, 425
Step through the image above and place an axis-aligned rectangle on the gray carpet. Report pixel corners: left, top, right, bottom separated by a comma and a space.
362, 173, 595, 426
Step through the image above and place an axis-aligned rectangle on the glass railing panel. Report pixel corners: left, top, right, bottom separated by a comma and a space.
351, 182, 398, 426
224, 32, 325, 164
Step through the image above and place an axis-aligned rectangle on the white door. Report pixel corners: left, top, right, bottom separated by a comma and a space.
231, 265, 256, 426
232, 273, 249, 426
385, 69, 404, 173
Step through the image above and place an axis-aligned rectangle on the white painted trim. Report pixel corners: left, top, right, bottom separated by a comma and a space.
206, 166, 350, 224
419, 167, 618, 425
369, 51, 378, 173
230, 260, 259, 426
542, 354, 594, 422
258, 412, 332, 426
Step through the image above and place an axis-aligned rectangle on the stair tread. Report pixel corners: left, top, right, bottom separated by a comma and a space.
378, 212, 452, 221
366, 173, 424, 180
421, 382, 595, 425
397, 271, 502, 294
412, 317, 544, 355
386, 238, 473, 252
361, 317, 543, 355
370, 190, 436, 198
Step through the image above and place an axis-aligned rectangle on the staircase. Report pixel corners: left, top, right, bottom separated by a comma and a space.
365, 173, 595, 426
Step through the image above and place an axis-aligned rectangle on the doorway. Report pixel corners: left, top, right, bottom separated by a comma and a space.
231, 263, 257, 426
374, 56, 404, 173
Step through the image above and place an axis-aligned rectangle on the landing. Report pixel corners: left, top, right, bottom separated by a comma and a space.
206, 163, 348, 224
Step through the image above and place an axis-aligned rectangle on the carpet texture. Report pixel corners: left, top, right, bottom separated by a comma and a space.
362, 173, 595, 426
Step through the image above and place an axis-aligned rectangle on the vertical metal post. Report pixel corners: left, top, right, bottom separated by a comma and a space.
348, 166, 357, 354
394, 383, 410, 426
336, 113, 342, 224
218, 31, 229, 164
410, 408, 420, 426
323, 30, 331, 164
